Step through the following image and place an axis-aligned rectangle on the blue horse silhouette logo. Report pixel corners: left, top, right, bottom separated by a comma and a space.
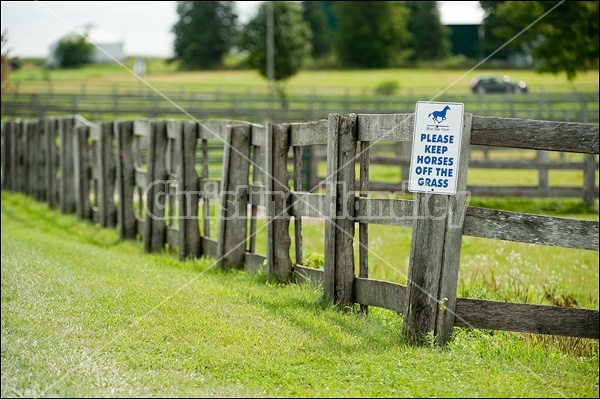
428, 105, 450, 124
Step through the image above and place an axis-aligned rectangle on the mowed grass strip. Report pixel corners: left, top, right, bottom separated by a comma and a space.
1, 191, 598, 397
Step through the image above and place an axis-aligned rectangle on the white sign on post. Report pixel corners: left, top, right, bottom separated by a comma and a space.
408, 101, 465, 195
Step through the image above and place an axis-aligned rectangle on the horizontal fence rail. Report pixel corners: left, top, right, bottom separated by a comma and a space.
307, 117, 599, 206
1, 112, 598, 346
2, 89, 598, 124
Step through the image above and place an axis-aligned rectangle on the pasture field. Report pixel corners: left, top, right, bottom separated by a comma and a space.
7, 58, 600, 96
4, 60, 598, 125
1, 191, 598, 397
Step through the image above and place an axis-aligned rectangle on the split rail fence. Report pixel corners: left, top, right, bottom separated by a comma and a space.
1, 113, 598, 345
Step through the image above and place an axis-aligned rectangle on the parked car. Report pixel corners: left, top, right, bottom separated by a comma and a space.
470, 74, 528, 94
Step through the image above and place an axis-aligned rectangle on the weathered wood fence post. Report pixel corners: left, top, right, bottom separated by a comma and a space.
2, 121, 12, 190
14, 120, 26, 194
73, 123, 92, 220
26, 120, 38, 199
169, 120, 202, 260
23, 120, 33, 197
538, 150, 549, 192
583, 154, 597, 208
265, 122, 293, 282
144, 120, 168, 253
44, 118, 60, 209
324, 113, 357, 307
7, 121, 18, 192
97, 121, 117, 228
217, 123, 251, 269
36, 119, 47, 202
403, 113, 473, 346
60, 117, 76, 214
116, 120, 136, 240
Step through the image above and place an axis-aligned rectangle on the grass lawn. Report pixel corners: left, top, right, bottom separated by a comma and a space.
2, 191, 598, 397
8, 58, 599, 96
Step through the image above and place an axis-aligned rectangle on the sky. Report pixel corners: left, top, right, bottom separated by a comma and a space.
1, 1, 485, 59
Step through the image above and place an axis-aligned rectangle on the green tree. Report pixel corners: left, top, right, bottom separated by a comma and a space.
2, 30, 12, 97
407, 1, 450, 62
238, 1, 312, 81
321, 1, 338, 31
479, 1, 511, 60
493, 1, 599, 81
301, 1, 332, 59
172, 1, 237, 70
53, 35, 94, 68
333, 1, 412, 68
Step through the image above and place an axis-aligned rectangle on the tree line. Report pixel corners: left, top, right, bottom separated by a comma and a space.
49, 1, 598, 84
172, 1, 451, 80
171, 1, 598, 83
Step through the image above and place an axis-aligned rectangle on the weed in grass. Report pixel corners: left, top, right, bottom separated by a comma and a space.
524, 333, 599, 359
520, 285, 599, 358
304, 253, 325, 269
459, 251, 598, 358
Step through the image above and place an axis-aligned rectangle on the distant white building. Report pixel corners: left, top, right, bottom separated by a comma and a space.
48, 24, 125, 65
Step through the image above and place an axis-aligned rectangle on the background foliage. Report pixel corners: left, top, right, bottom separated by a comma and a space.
53, 34, 94, 69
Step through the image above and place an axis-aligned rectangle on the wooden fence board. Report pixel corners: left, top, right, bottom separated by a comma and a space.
25, 121, 36, 198
324, 114, 340, 303
177, 121, 202, 260
73, 125, 91, 220
455, 298, 599, 339
403, 113, 472, 345
294, 264, 324, 286
250, 123, 267, 147
60, 117, 76, 214
8, 122, 19, 192
289, 192, 326, 219
324, 113, 357, 308
463, 207, 599, 251
471, 117, 599, 154
293, 146, 304, 266
218, 124, 251, 269
244, 252, 267, 274
357, 113, 414, 142
434, 113, 473, 345
354, 277, 407, 314
248, 145, 262, 253
144, 121, 168, 253
583, 154, 597, 207
266, 123, 293, 282
2, 121, 12, 190
116, 121, 136, 239
45, 118, 60, 208
359, 141, 370, 314
289, 120, 328, 146
98, 121, 117, 227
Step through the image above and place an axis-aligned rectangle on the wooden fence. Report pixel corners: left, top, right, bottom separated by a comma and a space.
1, 113, 598, 345
307, 141, 599, 207
2, 88, 598, 124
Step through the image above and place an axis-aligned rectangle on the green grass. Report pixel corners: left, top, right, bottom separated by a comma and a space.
7, 59, 599, 96
4, 60, 597, 126
2, 190, 599, 397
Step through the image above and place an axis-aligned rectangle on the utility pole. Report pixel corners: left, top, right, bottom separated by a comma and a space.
266, 1, 275, 119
